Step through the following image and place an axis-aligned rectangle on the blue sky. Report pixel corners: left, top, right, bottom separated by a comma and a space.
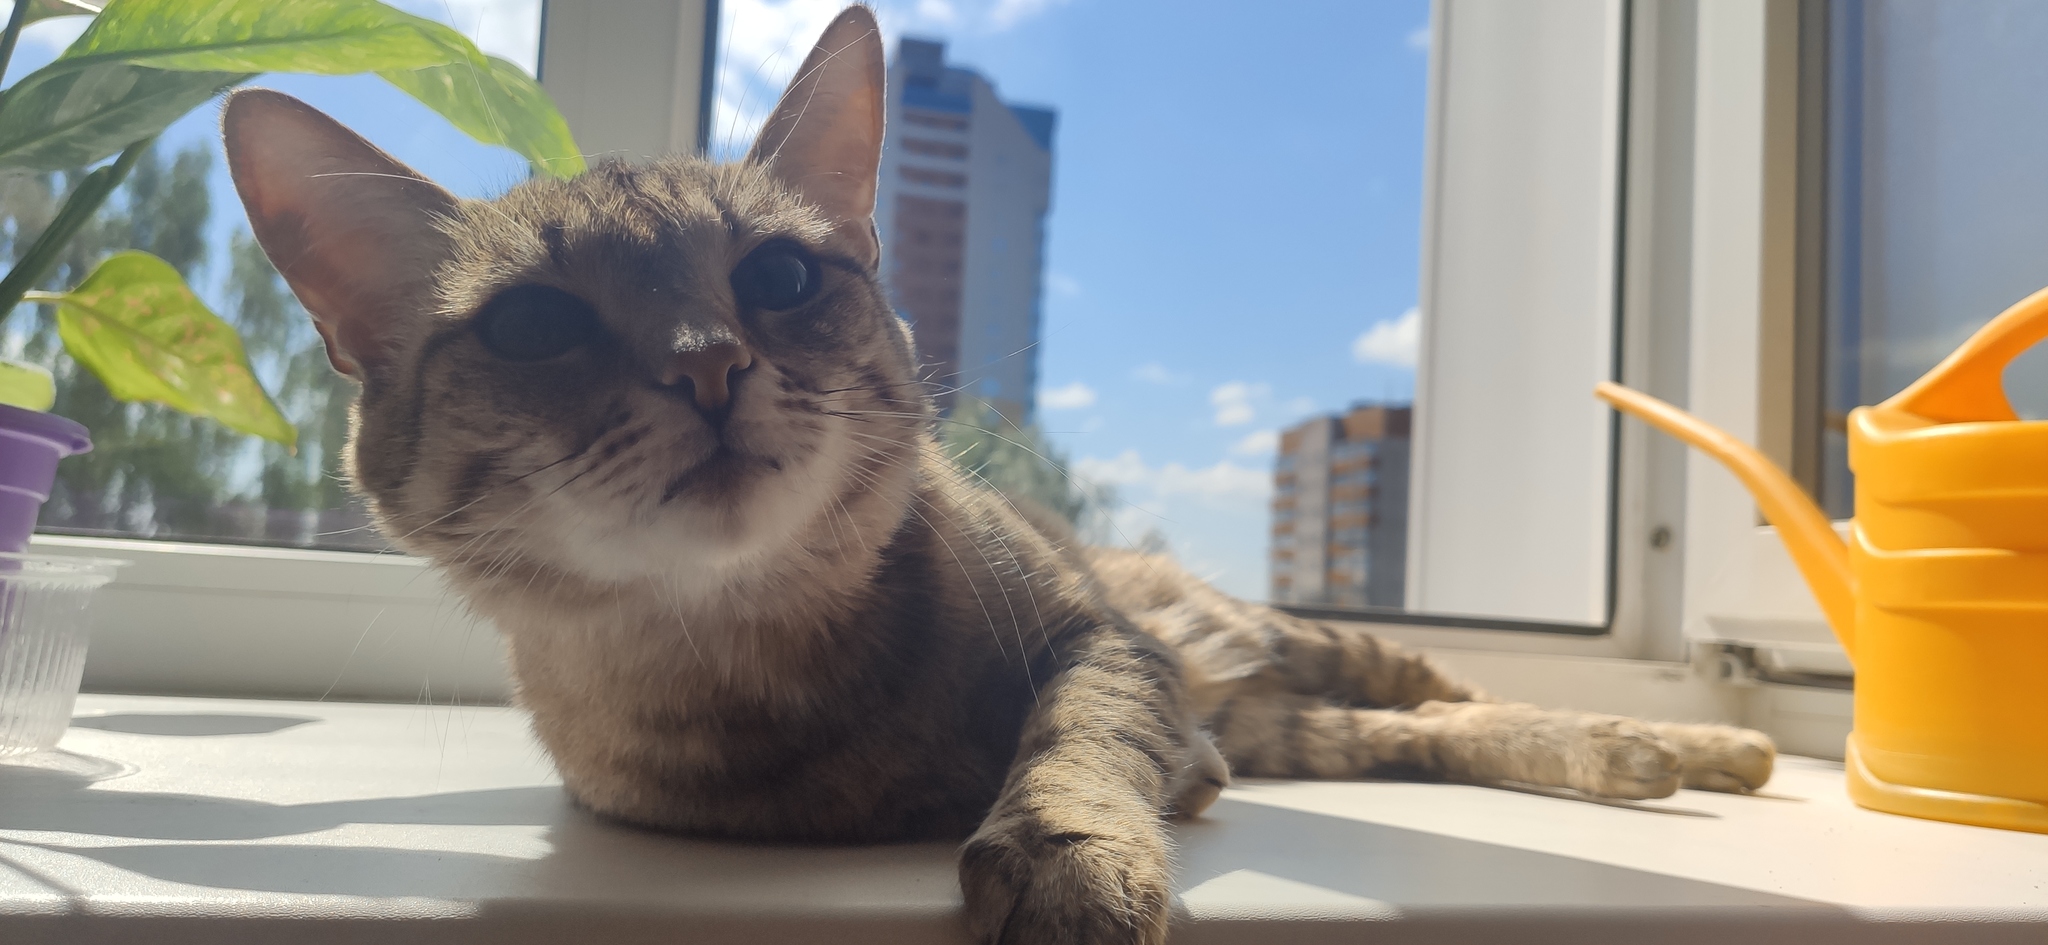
9, 0, 1429, 599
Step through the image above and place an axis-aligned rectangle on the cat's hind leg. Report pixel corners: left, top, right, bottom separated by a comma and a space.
1647, 720, 1776, 792
1209, 694, 1685, 799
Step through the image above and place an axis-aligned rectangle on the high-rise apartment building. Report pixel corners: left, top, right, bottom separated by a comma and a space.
877, 38, 1055, 423
1271, 404, 1412, 609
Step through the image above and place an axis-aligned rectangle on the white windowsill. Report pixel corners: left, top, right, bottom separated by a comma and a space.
4, 694, 2043, 943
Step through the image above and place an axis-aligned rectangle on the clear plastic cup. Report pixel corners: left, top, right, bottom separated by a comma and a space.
0, 553, 122, 755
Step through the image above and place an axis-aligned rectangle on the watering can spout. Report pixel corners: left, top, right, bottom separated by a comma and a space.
1594, 382, 1858, 657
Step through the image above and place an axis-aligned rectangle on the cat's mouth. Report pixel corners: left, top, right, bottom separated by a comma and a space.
657, 446, 783, 505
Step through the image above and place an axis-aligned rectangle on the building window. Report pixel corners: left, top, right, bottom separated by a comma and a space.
903, 138, 970, 160
903, 112, 969, 132
900, 166, 968, 188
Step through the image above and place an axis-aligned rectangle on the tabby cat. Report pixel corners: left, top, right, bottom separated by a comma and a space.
222, 8, 1774, 943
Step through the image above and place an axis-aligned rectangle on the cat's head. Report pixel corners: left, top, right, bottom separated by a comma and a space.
222, 7, 927, 592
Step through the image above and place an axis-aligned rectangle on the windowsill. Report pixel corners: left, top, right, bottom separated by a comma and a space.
4, 695, 2044, 943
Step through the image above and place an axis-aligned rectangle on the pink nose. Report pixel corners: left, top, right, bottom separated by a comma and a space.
660, 342, 753, 411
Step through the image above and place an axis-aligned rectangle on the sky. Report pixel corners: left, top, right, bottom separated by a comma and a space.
5, 0, 1430, 600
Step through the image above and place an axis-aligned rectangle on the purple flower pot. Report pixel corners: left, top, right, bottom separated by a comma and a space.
0, 403, 90, 553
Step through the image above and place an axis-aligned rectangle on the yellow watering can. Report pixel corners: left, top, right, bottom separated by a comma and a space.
1597, 285, 2048, 834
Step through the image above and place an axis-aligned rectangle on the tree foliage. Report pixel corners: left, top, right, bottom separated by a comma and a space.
0, 141, 378, 548
941, 398, 1119, 541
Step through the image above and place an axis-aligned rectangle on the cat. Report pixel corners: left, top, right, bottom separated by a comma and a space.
221, 7, 1774, 943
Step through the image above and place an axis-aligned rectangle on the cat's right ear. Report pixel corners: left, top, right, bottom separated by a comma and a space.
222, 89, 458, 379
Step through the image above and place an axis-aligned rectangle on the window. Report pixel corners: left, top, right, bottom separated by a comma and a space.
716, 0, 1441, 619
2, 1, 544, 553
1809, 0, 2048, 519
16, 0, 720, 703
1675, 0, 2048, 687
22, 0, 1871, 751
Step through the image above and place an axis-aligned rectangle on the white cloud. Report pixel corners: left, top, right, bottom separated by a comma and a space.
710, 0, 1069, 157
1072, 449, 1278, 599
989, 0, 1070, 30
1406, 24, 1431, 52
1230, 429, 1278, 457
1209, 381, 1268, 427
1039, 380, 1097, 410
1353, 307, 1421, 368
1133, 362, 1183, 385
1076, 450, 1271, 503
1047, 272, 1082, 298
390, 0, 544, 75
16, 13, 91, 58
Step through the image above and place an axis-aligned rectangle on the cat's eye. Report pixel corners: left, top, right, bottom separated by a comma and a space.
473, 285, 603, 362
731, 242, 821, 311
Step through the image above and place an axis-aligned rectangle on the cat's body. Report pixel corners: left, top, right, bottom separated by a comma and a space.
222, 9, 1773, 942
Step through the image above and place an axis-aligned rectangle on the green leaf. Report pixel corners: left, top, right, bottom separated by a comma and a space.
0, 62, 241, 169
2, 0, 586, 176
382, 54, 583, 178
40, 250, 295, 445
60, 0, 471, 74
0, 357, 55, 410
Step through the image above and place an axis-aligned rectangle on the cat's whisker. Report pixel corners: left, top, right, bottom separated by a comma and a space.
921, 467, 1056, 657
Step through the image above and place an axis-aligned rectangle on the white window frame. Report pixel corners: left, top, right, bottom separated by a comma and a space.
1354, 0, 1697, 663
1333, 0, 1851, 752
58, 0, 1843, 748
55, 0, 718, 704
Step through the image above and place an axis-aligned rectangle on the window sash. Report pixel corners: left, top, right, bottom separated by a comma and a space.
62, 0, 719, 703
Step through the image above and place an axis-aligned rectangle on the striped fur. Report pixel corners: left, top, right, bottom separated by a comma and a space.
223, 9, 1773, 943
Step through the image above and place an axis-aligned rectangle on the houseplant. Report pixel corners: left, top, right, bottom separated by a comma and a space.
0, 0, 582, 545
0, 0, 581, 752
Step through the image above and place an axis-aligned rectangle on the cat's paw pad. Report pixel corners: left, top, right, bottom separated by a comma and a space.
1570, 718, 1680, 799
1657, 724, 1776, 792
959, 812, 1170, 945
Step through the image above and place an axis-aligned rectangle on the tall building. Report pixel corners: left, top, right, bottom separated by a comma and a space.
1271, 404, 1412, 609
877, 37, 1055, 424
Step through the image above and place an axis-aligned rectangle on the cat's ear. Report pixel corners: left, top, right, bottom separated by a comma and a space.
747, 6, 886, 267
222, 89, 458, 379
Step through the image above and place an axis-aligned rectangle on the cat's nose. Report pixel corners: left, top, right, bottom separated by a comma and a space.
659, 342, 753, 413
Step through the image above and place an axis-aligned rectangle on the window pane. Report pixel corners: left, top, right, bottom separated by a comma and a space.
715, 0, 1429, 606
0, 2, 543, 551
1819, 0, 2048, 517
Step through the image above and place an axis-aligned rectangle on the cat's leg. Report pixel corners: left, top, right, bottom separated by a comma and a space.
1172, 603, 1486, 709
1210, 693, 1692, 799
959, 628, 1213, 945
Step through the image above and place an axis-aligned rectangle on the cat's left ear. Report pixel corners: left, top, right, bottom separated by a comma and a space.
747, 6, 886, 267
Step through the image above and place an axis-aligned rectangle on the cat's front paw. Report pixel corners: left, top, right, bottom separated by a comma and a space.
1651, 722, 1776, 792
1567, 717, 1681, 799
958, 810, 1170, 945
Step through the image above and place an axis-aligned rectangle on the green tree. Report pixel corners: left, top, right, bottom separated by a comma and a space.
1, 143, 239, 536
0, 143, 375, 547
941, 398, 1120, 542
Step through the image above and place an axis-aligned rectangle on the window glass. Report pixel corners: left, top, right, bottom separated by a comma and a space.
1818, 0, 2048, 517
716, 0, 1430, 605
0, 2, 543, 551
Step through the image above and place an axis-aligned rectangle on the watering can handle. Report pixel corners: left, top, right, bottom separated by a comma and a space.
1886, 284, 2048, 423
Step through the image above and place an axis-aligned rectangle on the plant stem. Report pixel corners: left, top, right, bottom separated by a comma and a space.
0, 0, 33, 89
0, 135, 150, 327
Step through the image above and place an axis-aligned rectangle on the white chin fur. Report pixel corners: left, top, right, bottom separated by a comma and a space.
524, 428, 855, 595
